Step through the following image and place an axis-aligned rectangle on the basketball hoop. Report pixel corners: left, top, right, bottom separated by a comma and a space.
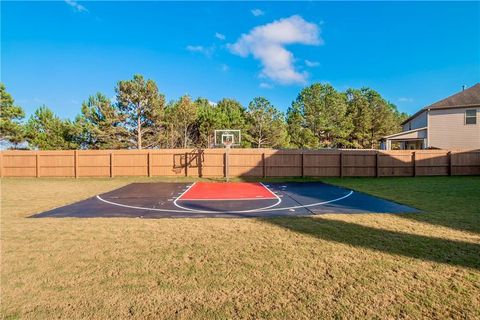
214, 130, 240, 148
214, 129, 240, 182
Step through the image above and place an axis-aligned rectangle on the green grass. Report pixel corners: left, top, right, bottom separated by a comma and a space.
321, 176, 480, 234
1, 176, 479, 319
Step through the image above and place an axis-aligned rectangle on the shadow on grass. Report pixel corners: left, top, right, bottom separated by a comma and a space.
263, 216, 480, 270
318, 177, 480, 235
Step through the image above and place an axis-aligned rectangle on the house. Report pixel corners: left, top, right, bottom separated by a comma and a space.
382, 83, 480, 150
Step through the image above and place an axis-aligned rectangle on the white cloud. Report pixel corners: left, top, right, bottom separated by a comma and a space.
64, 0, 88, 13
215, 32, 226, 40
208, 101, 217, 107
398, 97, 413, 103
259, 82, 273, 89
228, 15, 322, 85
186, 45, 215, 57
251, 9, 265, 17
305, 60, 320, 67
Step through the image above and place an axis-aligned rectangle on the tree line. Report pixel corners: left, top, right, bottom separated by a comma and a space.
0, 75, 408, 150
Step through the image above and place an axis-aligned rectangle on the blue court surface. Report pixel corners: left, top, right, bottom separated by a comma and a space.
32, 182, 418, 219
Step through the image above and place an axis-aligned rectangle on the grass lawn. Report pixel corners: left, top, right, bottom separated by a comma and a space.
1, 176, 479, 319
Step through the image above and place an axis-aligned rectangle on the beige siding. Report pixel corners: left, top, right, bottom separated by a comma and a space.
429, 107, 480, 149
403, 111, 427, 131
387, 128, 427, 140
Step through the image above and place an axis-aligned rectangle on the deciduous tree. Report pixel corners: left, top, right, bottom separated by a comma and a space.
164, 96, 197, 148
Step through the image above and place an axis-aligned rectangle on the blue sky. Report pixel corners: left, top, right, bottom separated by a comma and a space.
2, 1, 479, 120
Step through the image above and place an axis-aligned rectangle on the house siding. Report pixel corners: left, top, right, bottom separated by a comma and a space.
402, 111, 427, 131
428, 107, 480, 149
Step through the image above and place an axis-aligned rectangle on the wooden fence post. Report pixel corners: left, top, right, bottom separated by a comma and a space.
36, 153, 40, 178
223, 151, 227, 178
74, 150, 79, 178
339, 152, 344, 178
375, 152, 380, 178
301, 152, 305, 178
184, 152, 188, 177
262, 153, 266, 178
147, 151, 152, 177
448, 151, 452, 176
198, 150, 203, 178
0, 152, 3, 178
412, 151, 416, 177
110, 152, 114, 178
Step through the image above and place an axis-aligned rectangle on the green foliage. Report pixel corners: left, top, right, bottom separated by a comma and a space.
25, 106, 79, 150
77, 93, 129, 149
292, 83, 353, 148
246, 97, 288, 148
164, 96, 198, 148
215, 98, 250, 147
286, 103, 318, 149
195, 98, 223, 147
288, 83, 406, 149
0, 83, 26, 148
116, 74, 165, 149
3, 75, 409, 150
363, 89, 404, 148
345, 88, 374, 148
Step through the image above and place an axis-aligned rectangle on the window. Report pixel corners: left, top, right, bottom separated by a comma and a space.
465, 109, 477, 125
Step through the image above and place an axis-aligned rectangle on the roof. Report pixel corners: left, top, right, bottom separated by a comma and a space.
401, 83, 480, 125
382, 127, 427, 140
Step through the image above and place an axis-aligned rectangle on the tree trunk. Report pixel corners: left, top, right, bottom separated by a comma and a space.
184, 126, 187, 148
137, 116, 142, 149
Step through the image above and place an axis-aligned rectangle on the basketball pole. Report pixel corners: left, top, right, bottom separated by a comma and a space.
225, 144, 230, 182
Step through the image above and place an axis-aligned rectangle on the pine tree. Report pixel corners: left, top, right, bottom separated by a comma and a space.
215, 98, 249, 146
0, 83, 26, 148
195, 98, 222, 148
246, 97, 288, 148
25, 106, 78, 150
77, 93, 129, 149
116, 74, 165, 149
295, 83, 353, 148
286, 102, 318, 148
345, 88, 374, 148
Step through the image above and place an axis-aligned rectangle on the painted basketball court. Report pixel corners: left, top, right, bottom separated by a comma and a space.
32, 182, 418, 218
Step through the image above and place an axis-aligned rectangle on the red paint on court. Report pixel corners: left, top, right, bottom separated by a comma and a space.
179, 182, 277, 200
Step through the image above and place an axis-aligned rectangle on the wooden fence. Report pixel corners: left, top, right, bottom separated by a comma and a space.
0, 149, 479, 178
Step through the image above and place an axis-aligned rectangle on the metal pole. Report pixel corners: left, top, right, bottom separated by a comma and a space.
225, 146, 230, 182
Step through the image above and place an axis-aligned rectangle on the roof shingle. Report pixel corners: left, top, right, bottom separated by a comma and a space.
428, 83, 480, 109
402, 83, 480, 125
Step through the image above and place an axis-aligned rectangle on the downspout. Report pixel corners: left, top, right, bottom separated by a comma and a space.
425, 109, 430, 149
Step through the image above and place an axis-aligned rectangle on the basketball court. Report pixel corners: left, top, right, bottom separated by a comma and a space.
30, 131, 417, 219
32, 181, 418, 219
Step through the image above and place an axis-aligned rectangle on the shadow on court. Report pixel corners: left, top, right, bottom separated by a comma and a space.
263, 216, 480, 270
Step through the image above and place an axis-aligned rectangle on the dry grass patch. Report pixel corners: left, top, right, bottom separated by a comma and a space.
1, 177, 479, 319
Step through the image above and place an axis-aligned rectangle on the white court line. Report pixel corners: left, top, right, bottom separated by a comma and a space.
257, 190, 353, 212
95, 184, 354, 214
172, 182, 282, 213
175, 197, 278, 201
